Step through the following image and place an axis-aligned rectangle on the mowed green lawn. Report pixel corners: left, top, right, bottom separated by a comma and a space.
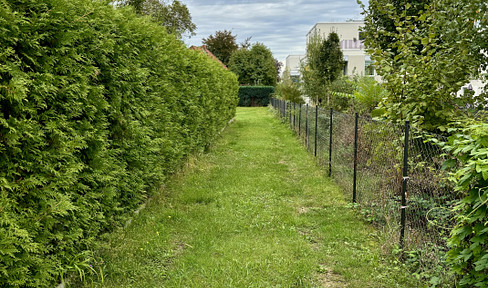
77, 107, 419, 287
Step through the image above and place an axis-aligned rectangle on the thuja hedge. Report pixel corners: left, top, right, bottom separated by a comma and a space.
0, 0, 238, 286
238, 86, 274, 107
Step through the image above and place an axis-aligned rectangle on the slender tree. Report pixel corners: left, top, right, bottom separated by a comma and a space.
275, 58, 283, 83
301, 31, 344, 106
319, 33, 344, 84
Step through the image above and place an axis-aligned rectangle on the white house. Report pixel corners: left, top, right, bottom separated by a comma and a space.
285, 55, 306, 82
306, 21, 379, 81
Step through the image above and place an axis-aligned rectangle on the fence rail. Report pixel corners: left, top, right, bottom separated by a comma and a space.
270, 98, 457, 283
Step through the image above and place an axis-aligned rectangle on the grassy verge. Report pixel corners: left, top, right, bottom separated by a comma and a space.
73, 107, 420, 287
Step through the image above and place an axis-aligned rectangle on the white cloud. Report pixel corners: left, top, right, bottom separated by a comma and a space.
183, 0, 363, 62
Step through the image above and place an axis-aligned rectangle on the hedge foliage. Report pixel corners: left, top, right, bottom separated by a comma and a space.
0, 0, 238, 286
437, 122, 488, 287
238, 86, 274, 107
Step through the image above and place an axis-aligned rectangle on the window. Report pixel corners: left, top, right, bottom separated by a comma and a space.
359, 31, 365, 41
365, 56, 374, 76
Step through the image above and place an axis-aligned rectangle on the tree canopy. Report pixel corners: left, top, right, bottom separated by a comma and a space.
202, 30, 238, 66
228, 43, 277, 86
364, 0, 430, 55
120, 0, 196, 38
359, 0, 486, 132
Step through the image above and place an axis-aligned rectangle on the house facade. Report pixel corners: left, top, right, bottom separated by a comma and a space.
285, 55, 306, 82
306, 21, 379, 81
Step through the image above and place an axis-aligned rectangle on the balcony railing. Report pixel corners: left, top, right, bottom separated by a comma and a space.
341, 40, 365, 50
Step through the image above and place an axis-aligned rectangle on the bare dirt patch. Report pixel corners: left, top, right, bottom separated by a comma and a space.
316, 265, 346, 288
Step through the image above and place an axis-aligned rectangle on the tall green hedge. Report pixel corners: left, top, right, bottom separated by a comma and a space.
238, 86, 274, 107
0, 0, 238, 286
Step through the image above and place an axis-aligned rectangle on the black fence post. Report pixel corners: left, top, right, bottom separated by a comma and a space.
283, 100, 285, 119
281, 100, 283, 118
400, 121, 410, 251
285, 101, 287, 120
283, 100, 288, 121
306, 104, 309, 148
353, 112, 358, 203
280, 99, 282, 117
293, 102, 296, 131
314, 105, 318, 157
285, 101, 288, 120
289, 101, 292, 126
328, 108, 333, 177
299, 104, 302, 136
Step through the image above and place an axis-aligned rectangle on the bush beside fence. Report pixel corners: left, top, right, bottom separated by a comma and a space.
0, 1, 238, 287
271, 98, 457, 286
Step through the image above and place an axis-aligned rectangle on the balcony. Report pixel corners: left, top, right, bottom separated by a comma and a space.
341, 40, 365, 50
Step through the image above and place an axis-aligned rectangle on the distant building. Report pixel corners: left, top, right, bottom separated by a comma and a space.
189, 45, 227, 69
285, 55, 306, 82
306, 21, 379, 81
302, 21, 485, 97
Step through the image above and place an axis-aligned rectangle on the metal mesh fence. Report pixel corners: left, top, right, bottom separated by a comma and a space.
404, 130, 455, 278
316, 108, 331, 171
330, 111, 355, 197
356, 116, 405, 239
270, 98, 457, 284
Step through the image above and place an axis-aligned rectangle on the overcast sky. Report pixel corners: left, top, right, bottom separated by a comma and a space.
183, 0, 364, 63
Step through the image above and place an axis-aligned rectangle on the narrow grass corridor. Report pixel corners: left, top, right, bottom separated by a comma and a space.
80, 107, 418, 287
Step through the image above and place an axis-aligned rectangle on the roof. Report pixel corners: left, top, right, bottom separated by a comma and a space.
189, 45, 227, 70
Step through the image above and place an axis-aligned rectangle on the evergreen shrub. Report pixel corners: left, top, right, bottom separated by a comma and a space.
0, 0, 238, 286
238, 86, 274, 107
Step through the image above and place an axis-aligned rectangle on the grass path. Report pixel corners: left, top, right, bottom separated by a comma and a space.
80, 107, 419, 287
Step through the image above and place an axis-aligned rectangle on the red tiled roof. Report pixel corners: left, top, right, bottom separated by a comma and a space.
190, 45, 227, 69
